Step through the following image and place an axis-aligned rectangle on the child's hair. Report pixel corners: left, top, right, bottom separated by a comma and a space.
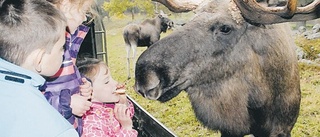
47, 0, 98, 24
77, 57, 108, 81
0, 0, 66, 65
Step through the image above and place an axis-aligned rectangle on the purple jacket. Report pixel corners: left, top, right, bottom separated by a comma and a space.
40, 25, 90, 135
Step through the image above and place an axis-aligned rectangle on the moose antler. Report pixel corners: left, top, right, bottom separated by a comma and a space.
153, 0, 319, 24
233, 0, 320, 24
152, 0, 203, 12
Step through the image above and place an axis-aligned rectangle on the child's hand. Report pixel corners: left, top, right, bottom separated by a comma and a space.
114, 103, 133, 130
70, 94, 92, 117
116, 84, 128, 105
80, 78, 93, 99
118, 94, 128, 105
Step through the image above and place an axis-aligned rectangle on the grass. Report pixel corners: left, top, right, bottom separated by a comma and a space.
103, 15, 320, 136
295, 37, 320, 60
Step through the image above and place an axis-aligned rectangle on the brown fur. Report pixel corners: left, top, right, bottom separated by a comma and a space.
134, 0, 301, 136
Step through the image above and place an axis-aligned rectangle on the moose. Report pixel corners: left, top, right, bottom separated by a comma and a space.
123, 12, 173, 79
134, 0, 320, 136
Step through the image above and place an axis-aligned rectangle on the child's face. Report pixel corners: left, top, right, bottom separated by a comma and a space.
40, 33, 65, 76
92, 64, 120, 103
62, 0, 92, 34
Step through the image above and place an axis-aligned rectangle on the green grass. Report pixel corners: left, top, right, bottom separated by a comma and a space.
295, 37, 320, 60
104, 15, 320, 137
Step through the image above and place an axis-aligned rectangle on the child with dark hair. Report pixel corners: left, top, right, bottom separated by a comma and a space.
77, 57, 138, 137
0, 0, 78, 136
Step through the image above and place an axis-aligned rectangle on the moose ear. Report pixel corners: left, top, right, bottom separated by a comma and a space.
154, 10, 159, 15
160, 10, 165, 15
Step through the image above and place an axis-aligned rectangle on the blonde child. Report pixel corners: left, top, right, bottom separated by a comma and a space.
40, 0, 97, 135
0, 0, 78, 136
77, 57, 138, 137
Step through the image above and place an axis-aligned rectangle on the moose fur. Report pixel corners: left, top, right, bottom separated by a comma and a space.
123, 14, 173, 79
134, 0, 301, 136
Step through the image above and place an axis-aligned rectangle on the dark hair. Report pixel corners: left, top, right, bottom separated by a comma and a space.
0, 0, 66, 65
77, 57, 107, 81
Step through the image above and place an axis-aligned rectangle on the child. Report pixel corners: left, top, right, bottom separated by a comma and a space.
0, 0, 78, 136
77, 57, 138, 137
41, 0, 96, 135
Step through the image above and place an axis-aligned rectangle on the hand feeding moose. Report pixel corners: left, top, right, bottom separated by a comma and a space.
134, 0, 320, 136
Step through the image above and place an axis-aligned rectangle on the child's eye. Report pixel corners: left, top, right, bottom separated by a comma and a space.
105, 81, 109, 84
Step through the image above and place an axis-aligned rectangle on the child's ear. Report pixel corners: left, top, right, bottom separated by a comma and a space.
34, 49, 46, 73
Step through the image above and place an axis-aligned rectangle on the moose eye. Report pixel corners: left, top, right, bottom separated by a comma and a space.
219, 25, 232, 34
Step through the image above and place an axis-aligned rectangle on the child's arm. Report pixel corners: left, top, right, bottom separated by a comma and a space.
115, 129, 138, 137
43, 89, 73, 119
70, 78, 92, 117
70, 94, 92, 116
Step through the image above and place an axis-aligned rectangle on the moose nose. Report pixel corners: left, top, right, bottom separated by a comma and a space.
134, 83, 145, 97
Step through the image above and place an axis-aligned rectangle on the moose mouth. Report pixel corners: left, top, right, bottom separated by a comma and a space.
155, 79, 190, 102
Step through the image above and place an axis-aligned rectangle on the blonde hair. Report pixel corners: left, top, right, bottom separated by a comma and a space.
47, 0, 98, 24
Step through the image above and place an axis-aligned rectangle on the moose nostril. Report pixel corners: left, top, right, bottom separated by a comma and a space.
134, 84, 143, 97
137, 90, 145, 97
